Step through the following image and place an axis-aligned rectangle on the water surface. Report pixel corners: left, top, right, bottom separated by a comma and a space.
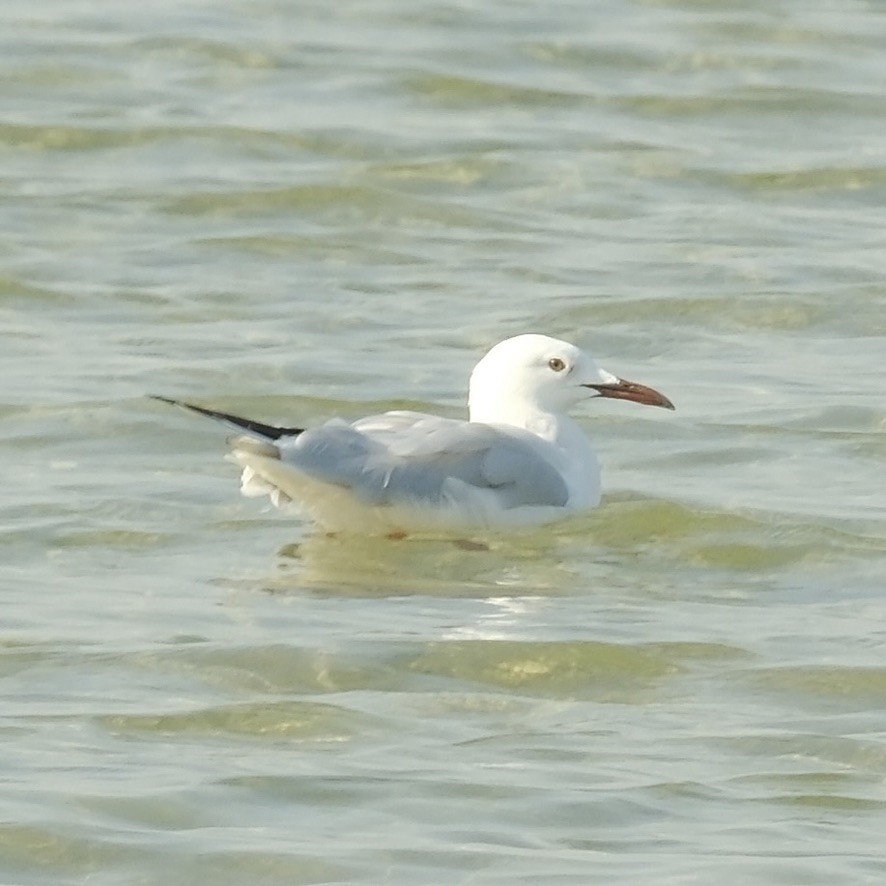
2, 0, 886, 882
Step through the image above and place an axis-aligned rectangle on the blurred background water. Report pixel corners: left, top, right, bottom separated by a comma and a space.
2, 0, 886, 882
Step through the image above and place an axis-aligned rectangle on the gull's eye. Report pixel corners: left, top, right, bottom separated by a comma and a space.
548, 357, 567, 372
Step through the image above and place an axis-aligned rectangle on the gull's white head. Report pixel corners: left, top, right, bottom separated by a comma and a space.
468, 333, 673, 426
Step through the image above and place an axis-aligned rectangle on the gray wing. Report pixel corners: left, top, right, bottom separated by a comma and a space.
276, 411, 570, 510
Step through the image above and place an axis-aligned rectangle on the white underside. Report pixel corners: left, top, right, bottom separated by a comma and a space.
228, 449, 579, 534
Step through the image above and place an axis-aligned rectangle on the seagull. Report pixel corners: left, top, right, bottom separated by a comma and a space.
152, 334, 673, 534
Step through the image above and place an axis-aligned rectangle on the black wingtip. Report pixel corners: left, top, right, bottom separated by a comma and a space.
149, 395, 304, 440
149, 395, 180, 408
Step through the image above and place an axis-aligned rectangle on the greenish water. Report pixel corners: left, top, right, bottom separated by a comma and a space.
3, 0, 886, 883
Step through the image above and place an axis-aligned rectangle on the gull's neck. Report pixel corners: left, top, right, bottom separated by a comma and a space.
469, 395, 568, 443
470, 394, 601, 509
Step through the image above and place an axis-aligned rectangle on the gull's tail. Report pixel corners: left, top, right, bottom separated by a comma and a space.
150, 395, 306, 508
